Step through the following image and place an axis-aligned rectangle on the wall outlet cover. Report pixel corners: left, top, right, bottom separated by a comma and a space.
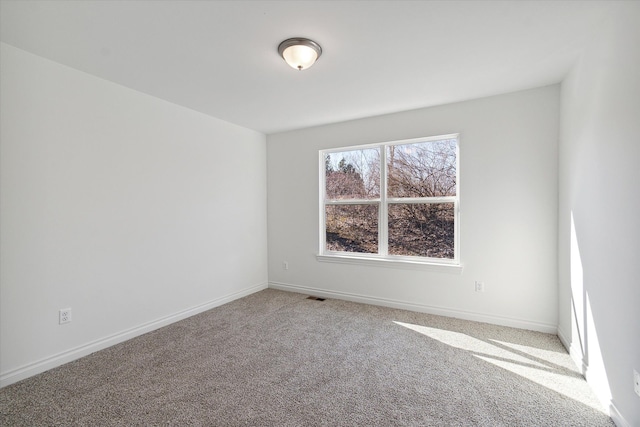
59, 308, 72, 324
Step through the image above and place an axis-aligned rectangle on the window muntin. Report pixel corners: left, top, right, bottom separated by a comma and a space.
320, 135, 459, 265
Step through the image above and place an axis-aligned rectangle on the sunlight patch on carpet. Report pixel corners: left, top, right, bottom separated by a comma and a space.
393, 321, 606, 414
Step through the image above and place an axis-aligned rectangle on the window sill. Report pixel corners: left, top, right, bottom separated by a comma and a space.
316, 254, 463, 274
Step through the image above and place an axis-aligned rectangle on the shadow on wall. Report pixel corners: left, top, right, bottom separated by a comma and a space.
569, 211, 613, 412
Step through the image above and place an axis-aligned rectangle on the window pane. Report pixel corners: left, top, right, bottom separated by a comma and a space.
325, 149, 380, 199
387, 139, 457, 198
326, 204, 378, 254
388, 203, 454, 258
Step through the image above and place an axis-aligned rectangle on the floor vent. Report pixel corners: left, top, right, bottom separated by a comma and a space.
306, 296, 326, 301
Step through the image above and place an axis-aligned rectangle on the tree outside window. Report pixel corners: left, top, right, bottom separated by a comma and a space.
321, 135, 459, 263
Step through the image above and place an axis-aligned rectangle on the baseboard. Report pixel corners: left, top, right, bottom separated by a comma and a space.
557, 327, 634, 426
557, 327, 588, 377
556, 326, 571, 352
0, 282, 268, 388
609, 401, 631, 427
268, 281, 557, 334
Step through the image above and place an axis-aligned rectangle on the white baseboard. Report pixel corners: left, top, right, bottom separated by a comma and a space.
268, 281, 558, 334
556, 327, 570, 352
557, 327, 634, 426
609, 401, 631, 427
0, 282, 268, 388
556, 327, 588, 376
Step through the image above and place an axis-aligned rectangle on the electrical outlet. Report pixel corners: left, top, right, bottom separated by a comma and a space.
634, 369, 640, 397
283, 261, 289, 270
59, 308, 72, 324
474, 281, 485, 292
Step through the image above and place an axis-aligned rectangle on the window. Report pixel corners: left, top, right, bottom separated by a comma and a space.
319, 135, 459, 268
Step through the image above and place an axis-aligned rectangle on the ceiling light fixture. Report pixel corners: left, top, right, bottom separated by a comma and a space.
278, 38, 322, 71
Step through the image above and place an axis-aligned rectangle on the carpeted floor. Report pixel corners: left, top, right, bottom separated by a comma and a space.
0, 289, 613, 426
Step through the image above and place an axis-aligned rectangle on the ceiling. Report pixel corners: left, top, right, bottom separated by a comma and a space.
0, 1, 621, 134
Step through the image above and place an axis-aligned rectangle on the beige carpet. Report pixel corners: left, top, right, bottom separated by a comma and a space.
0, 289, 613, 426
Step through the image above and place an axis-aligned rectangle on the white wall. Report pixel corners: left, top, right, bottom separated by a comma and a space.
268, 85, 559, 332
558, 3, 640, 426
0, 43, 268, 386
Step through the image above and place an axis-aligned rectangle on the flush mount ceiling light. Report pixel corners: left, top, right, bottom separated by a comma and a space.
278, 37, 322, 71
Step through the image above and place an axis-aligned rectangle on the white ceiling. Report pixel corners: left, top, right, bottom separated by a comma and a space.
0, 1, 620, 134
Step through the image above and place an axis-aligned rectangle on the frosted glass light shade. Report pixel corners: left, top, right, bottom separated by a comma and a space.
282, 45, 318, 70
278, 38, 322, 71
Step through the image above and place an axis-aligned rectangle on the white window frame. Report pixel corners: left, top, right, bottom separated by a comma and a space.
317, 134, 462, 273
